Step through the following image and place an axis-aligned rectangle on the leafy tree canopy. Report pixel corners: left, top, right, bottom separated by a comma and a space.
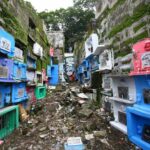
39, 7, 94, 51
73, 0, 98, 10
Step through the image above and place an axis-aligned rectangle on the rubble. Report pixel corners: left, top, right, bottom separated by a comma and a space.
62, 126, 68, 134
1, 84, 136, 150
39, 133, 49, 139
77, 93, 89, 99
85, 134, 94, 140
39, 126, 47, 132
78, 108, 93, 118
100, 138, 110, 146
93, 130, 107, 137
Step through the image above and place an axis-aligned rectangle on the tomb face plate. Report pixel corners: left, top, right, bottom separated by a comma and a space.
127, 107, 150, 150
27, 56, 36, 69
130, 38, 150, 75
112, 76, 136, 102
99, 50, 113, 71
13, 61, 27, 81
0, 29, 15, 57
0, 84, 11, 108
0, 58, 14, 82
14, 47, 23, 61
27, 70, 36, 85
12, 83, 28, 103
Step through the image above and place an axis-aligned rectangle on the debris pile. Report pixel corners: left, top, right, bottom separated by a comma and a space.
1, 84, 136, 150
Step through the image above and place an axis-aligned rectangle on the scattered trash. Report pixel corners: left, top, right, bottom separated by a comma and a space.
70, 87, 80, 93
100, 108, 105, 112
67, 137, 82, 145
85, 134, 94, 140
64, 137, 85, 150
48, 86, 56, 90
39, 133, 49, 138
19, 104, 29, 121
77, 93, 88, 99
2, 84, 135, 150
62, 126, 68, 134
39, 126, 47, 132
27, 120, 33, 124
93, 130, 107, 137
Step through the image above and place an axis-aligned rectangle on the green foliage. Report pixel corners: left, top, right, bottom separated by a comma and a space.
39, 8, 66, 25
114, 47, 131, 58
0, 0, 49, 49
96, 7, 109, 27
35, 52, 49, 71
36, 59, 42, 71
108, 3, 150, 38
24, 1, 36, 13
64, 8, 94, 48
114, 31, 148, 58
133, 21, 146, 33
18, 0, 49, 48
124, 31, 148, 46
73, 0, 98, 9
39, 7, 94, 51
42, 60, 47, 69
0, 3, 28, 45
0, 0, 49, 72
109, 0, 126, 14
97, 0, 126, 27
41, 49, 50, 69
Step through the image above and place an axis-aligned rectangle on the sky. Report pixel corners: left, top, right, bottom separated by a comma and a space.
25, 0, 74, 12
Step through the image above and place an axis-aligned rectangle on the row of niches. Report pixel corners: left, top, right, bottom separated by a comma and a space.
107, 0, 143, 28
0, 28, 44, 59
98, 15, 149, 48
96, 1, 149, 44
77, 37, 150, 150
0, 28, 47, 141
96, 0, 145, 29
0, 27, 48, 109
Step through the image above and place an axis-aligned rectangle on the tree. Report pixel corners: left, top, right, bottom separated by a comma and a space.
73, 0, 98, 10
39, 7, 94, 51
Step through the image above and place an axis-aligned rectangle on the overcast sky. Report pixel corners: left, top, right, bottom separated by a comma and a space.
25, 0, 74, 12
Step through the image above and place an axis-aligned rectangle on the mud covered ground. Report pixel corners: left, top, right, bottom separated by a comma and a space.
1, 84, 136, 150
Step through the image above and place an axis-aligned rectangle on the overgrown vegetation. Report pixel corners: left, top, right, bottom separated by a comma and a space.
0, 3, 28, 45
0, 0, 50, 71
39, 7, 94, 51
108, 3, 150, 38
133, 21, 147, 33
73, 0, 98, 10
114, 31, 148, 58
96, 0, 126, 27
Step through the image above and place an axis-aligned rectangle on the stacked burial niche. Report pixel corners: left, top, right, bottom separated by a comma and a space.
32, 42, 46, 100
94, 44, 114, 112
108, 53, 136, 134
0, 28, 21, 138
127, 38, 150, 150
